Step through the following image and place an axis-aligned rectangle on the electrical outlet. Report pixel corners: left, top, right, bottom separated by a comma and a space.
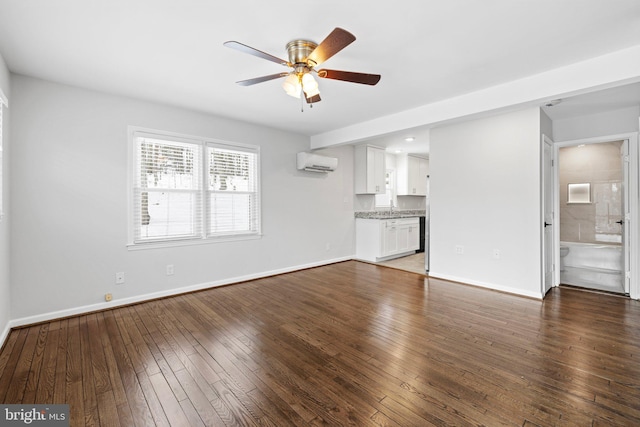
166, 264, 174, 276
115, 272, 125, 284
493, 249, 501, 259
105, 293, 112, 302
455, 245, 464, 254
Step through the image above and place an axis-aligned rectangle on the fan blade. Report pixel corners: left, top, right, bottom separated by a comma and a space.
236, 72, 289, 86
317, 69, 381, 85
224, 41, 289, 66
306, 94, 321, 104
306, 28, 356, 67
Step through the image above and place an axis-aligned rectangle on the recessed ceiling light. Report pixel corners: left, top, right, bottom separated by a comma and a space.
395, 150, 402, 154
404, 137, 415, 142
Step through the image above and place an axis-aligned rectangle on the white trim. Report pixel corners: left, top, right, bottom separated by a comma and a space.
541, 134, 556, 297
127, 232, 262, 250
0, 321, 11, 350
0, 87, 7, 107
428, 272, 544, 300
7, 256, 353, 329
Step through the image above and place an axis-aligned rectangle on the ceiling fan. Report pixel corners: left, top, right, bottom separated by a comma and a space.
224, 28, 381, 107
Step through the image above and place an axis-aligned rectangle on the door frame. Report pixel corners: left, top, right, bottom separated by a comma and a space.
552, 132, 639, 299
541, 135, 556, 295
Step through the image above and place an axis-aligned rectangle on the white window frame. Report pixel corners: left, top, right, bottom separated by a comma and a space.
128, 126, 261, 249
0, 88, 7, 222
375, 168, 396, 208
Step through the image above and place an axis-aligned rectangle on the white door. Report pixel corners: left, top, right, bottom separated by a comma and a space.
621, 140, 631, 294
542, 135, 555, 295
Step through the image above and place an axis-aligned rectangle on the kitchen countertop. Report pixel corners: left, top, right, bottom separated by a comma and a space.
355, 210, 426, 219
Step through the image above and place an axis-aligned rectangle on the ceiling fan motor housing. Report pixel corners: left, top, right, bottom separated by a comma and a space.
286, 40, 318, 68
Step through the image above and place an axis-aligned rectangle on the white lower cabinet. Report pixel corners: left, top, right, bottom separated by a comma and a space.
356, 217, 420, 262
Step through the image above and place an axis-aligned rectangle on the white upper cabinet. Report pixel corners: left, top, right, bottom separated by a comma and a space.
355, 145, 386, 194
397, 154, 429, 196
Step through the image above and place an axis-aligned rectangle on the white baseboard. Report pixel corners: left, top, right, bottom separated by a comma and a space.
7, 255, 353, 331
428, 271, 543, 300
0, 321, 11, 351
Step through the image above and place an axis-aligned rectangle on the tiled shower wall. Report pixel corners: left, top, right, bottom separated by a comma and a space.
559, 140, 624, 245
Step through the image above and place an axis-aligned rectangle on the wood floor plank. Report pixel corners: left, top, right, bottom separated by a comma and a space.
96, 312, 129, 407
136, 370, 171, 427
34, 324, 59, 404
79, 315, 99, 426
102, 310, 156, 427
173, 368, 226, 426
0, 328, 27, 402
52, 319, 68, 404
148, 372, 192, 426
4, 325, 40, 403
1, 261, 640, 425
64, 317, 84, 426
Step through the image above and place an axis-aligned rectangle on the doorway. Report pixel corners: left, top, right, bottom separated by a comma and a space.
557, 139, 629, 294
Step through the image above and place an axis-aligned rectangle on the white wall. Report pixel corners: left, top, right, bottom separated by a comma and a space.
429, 108, 543, 298
552, 106, 640, 142
0, 53, 10, 344
9, 75, 355, 323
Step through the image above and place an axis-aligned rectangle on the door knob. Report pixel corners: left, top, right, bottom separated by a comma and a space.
616, 220, 624, 225
544, 222, 552, 227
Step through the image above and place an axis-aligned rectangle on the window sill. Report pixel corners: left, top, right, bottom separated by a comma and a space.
127, 233, 262, 251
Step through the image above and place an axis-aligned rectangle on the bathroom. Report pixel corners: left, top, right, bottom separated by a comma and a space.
558, 140, 627, 294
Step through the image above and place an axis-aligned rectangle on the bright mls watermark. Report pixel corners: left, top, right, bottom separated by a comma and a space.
1, 405, 69, 426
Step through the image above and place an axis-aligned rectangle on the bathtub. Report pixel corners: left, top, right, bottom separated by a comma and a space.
560, 241, 622, 273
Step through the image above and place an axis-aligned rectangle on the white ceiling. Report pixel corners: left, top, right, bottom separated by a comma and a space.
1, 0, 639, 155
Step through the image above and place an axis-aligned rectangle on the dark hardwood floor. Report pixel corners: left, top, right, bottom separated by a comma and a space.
1, 260, 640, 426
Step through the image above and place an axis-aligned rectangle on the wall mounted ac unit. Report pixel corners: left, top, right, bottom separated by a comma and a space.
296, 152, 338, 173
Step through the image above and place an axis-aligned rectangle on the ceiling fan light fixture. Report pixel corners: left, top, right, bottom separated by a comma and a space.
224, 28, 381, 106
282, 73, 301, 98
302, 73, 320, 97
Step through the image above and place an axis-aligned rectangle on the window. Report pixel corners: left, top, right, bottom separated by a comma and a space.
375, 169, 395, 208
130, 128, 260, 246
0, 89, 7, 221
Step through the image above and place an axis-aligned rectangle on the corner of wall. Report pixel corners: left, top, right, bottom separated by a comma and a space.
0, 52, 11, 350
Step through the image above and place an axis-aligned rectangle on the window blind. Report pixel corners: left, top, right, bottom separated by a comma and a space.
206, 144, 260, 237
130, 129, 261, 245
133, 134, 202, 243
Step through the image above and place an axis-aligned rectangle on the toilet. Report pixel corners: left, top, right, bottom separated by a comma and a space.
559, 246, 570, 272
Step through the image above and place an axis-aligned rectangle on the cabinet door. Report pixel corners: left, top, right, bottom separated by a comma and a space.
372, 147, 386, 194
407, 223, 420, 250
383, 221, 398, 256
397, 225, 410, 252
355, 145, 386, 194
407, 156, 420, 194
397, 155, 428, 196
